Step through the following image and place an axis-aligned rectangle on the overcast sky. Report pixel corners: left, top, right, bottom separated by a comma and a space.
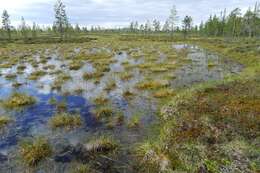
0, 0, 257, 28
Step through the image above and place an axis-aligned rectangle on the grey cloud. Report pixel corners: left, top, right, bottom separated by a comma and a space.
0, 0, 257, 27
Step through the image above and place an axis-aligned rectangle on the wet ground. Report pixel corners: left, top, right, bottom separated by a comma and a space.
0, 43, 243, 172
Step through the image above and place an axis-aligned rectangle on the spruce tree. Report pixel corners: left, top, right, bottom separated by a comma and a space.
2, 10, 11, 40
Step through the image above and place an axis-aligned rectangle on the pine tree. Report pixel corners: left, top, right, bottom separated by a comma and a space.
153, 19, 161, 32
168, 5, 178, 35
20, 17, 28, 40
162, 19, 170, 32
2, 10, 11, 40
182, 16, 192, 38
32, 22, 37, 39
54, 0, 69, 39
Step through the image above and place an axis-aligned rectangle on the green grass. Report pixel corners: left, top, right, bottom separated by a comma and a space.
28, 70, 46, 80
104, 80, 117, 91
93, 94, 109, 105
69, 163, 94, 173
49, 113, 82, 129
127, 114, 141, 128
153, 88, 175, 98
69, 61, 83, 70
19, 137, 52, 167
83, 71, 104, 80
1, 93, 36, 108
136, 79, 170, 90
123, 90, 134, 98
137, 38, 260, 172
119, 72, 133, 81
5, 73, 17, 80
0, 115, 12, 128
83, 135, 118, 154
93, 107, 114, 119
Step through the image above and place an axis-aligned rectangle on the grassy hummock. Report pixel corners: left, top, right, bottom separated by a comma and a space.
19, 137, 52, 167
49, 113, 82, 129
84, 135, 118, 154
0, 115, 12, 128
2, 93, 36, 108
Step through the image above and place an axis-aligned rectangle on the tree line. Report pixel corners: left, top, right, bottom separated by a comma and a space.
0, 0, 259, 41
127, 3, 260, 38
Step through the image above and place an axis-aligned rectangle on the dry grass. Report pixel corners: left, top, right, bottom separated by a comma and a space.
49, 113, 82, 129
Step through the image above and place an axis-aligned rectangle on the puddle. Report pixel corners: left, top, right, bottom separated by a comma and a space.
172, 44, 243, 87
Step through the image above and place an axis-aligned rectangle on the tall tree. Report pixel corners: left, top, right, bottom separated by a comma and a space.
162, 19, 170, 32
153, 19, 161, 32
168, 5, 178, 35
32, 22, 37, 39
144, 20, 152, 33
54, 0, 69, 39
2, 10, 11, 40
20, 17, 28, 40
182, 16, 192, 38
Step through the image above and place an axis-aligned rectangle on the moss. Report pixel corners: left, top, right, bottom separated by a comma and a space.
19, 137, 52, 167
49, 113, 82, 129
2, 93, 36, 108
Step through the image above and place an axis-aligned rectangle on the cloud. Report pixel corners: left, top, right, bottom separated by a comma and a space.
0, 0, 257, 28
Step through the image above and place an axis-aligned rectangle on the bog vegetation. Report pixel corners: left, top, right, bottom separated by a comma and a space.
0, 0, 259, 173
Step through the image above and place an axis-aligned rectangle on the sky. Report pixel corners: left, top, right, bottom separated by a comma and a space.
0, 0, 258, 28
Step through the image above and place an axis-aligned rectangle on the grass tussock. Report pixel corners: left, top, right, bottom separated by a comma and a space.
19, 137, 52, 167
0, 115, 12, 128
136, 80, 170, 90
84, 135, 118, 154
28, 70, 46, 80
69, 163, 94, 173
127, 114, 141, 128
69, 61, 83, 70
93, 95, 109, 105
153, 88, 175, 98
2, 93, 36, 108
134, 142, 171, 172
93, 107, 114, 119
49, 113, 82, 129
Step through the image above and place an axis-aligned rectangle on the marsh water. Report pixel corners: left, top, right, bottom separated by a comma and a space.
0, 44, 243, 172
